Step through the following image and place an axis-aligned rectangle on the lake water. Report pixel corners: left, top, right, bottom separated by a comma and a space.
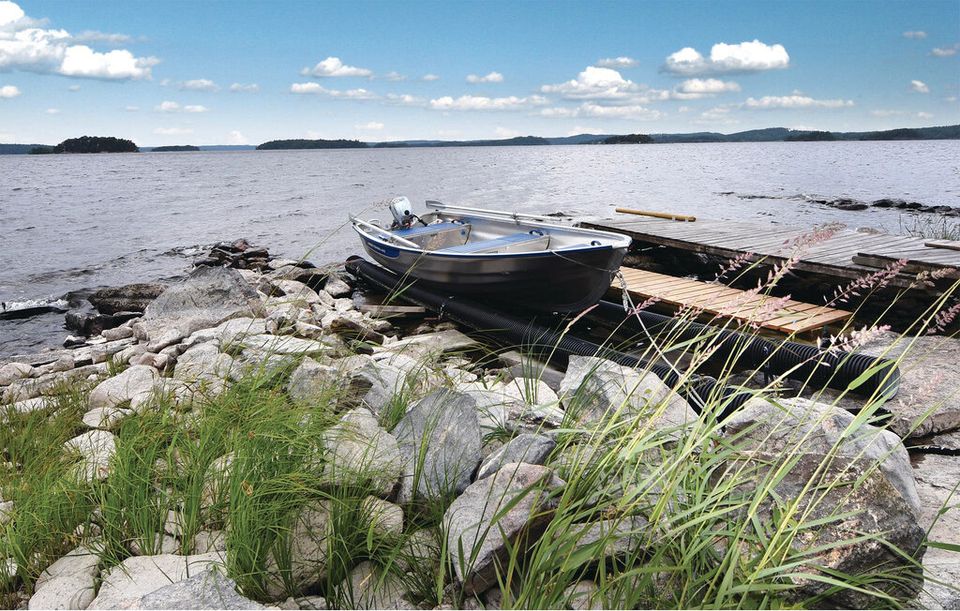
1, 141, 958, 355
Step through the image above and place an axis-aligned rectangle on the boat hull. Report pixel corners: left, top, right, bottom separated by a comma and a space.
358, 234, 626, 312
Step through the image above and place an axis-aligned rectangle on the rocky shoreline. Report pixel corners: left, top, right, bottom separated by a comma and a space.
0, 241, 958, 609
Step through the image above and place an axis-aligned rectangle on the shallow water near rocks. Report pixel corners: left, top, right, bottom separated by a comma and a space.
1, 140, 957, 356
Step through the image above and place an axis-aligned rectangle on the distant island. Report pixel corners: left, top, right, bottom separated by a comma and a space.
150, 145, 200, 152
38, 136, 139, 154
2, 124, 958, 155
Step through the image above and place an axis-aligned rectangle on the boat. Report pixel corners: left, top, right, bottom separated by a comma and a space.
350, 197, 631, 312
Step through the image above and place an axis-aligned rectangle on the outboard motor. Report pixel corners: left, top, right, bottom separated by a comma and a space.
388, 196, 416, 229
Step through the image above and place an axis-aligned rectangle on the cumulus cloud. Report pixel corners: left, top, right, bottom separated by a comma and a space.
302, 56, 372, 78
0, 2, 157, 80
153, 127, 193, 136
911, 79, 929, 93
466, 71, 504, 83
180, 78, 219, 92
742, 95, 854, 109
541, 66, 642, 100
355, 121, 384, 130
229, 82, 259, 93
385, 93, 424, 106
45, 107, 58, 113
596, 56, 638, 68
902, 31, 927, 39
226, 130, 248, 145
67, 84, 79, 91
422, 73, 440, 81
539, 102, 663, 121
494, 126, 521, 138
383, 71, 405, 81
290, 82, 377, 99
428, 94, 546, 111
675, 78, 741, 95
917, 111, 934, 119
931, 43, 959, 57
0, 84, 20, 98
155, 100, 208, 112
663, 40, 789, 75
71, 30, 132, 44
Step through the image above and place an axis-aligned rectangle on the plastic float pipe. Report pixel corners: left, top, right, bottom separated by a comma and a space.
590, 300, 900, 399
615, 208, 696, 222
345, 256, 754, 414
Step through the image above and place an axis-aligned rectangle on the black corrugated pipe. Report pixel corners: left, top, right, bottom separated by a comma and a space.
590, 300, 900, 398
346, 256, 754, 413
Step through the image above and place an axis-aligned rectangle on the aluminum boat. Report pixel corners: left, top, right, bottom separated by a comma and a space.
350, 198, 631, 312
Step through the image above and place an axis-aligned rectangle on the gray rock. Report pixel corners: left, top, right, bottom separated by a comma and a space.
271, 279, 326, 307
564, 581, 602, 610
559, 356, 696, 431
394, 390, 482, 503
87, 365, 160, 411
185, 317, 268, 348
135, 266, 261, 344
339, 561, 413, 609
476, 434, 555, 480
724, 396, 921, 516
2, 363, 108, 403
102, 325, 135, 341
30, 544, 100, 610
444, 462, 564, 594
568, 515, 649, 560
322, 408, 403, 497
349, 360, 408, 415
192, 530, 227, 554
174, 343, 239, 382
362, 496, 404, 538
49, 354, 76, 372
323, 275, 351, 298
912, 454, 960, 610
88, 552, 226, 609
82, 405, 133, 430
263, 501, 332, 599
0, 362, 36, 385
88, 283, 166, 315
145, 327, 186, 353
140, 569, 265, 610
377, 329, 478, 359
286, 357, 338, 403
64, 430, 117, 482
239, 334, 332, 356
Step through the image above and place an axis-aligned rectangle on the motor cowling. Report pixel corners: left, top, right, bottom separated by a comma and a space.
388, 196, 415, 228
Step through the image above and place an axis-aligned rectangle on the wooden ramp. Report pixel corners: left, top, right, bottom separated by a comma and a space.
612, 267, 852, 335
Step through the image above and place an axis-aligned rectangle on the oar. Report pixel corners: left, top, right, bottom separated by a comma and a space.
615, 207, 696, 222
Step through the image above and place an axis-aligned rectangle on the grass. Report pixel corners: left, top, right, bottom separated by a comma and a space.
0, 247, 958, 609
901, 214, 960, 241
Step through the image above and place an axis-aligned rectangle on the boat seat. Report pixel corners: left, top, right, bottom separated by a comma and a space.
393, 221, 464, 237
439, 232, 550, 254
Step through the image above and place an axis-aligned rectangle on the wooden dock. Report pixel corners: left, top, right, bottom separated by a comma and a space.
582, 216, 960, 288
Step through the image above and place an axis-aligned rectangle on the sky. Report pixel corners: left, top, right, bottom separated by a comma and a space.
0, 0, 958, 146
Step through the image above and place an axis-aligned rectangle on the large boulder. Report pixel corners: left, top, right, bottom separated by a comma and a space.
29, 544, 100, 610
263, 501, 332, 599
321, 408, 403, 497
912, 454, 960, 610
88, 283, 166, 315
139, 569, 265, 610
559, 356, 697, 431
64, 430, 117, 483
338, 561, 412, 609
88, 552, 226, 609
87, 365, 160, 411
393, 390, 482, 504
724, 396, 921, 515
134, 267, 261, 343
476, 434, 555, 480
174, 343, 238, 382
286, 357, 338, 403
721, 453, 925, 608
444, 462, 564, 594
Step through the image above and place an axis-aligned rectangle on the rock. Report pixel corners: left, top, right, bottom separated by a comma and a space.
362, 496, 404, 538
322, 408, 403, 497
102, 325, 135, 341
857, 333, 960, 439
88, 365, 160, 411
71, 338, 137, 365
185, 317, 269, 348
0, 362, 34, 385
394, 390, 482, 504
396, 529, 440, 574
271, 279, 326, 307
65, 311, 141, 337
378, 330, 478, 359
30, 544, 100, 610
192, 530, 227, 554
201, 454, 234, 513
64, 430, 117, 482
286, 357, 338, 403
323, 275, 352, 298
114, 344, 147, 366
129, 533, 179, 556
340, 561, 413, 609
89, 283, 166, 315
1, 396, 51, 418
559, 356, 696, 431
49, 354, 75, 372
135, 267, 261, 344
723, 453, 924, 607
444, 463, 565, 594
239, 334, 332, 356
564, 581, 602, 610
145, 327, 186, 353
502, 377, 559, 406
264, 501, 332, 599
2, 363, 108, 403
872, 198, 906, 208
0, 500, 12, 525
174, 343, 238, 382
724, 396, 921, 515
568, 515, 649, 560
138, 569, 265, 610
476, 434, 556, 480
295, 595, 328, 610
349, 360, 408, 415
82, 405, 134, 430
829, 198, 870, 211
912, 454, 960, 610
88, 552, 226, 609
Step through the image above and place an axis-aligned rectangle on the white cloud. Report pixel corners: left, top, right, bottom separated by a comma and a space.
355, 121, 384, 130
466, 71, 504, 83
596, 56, 638, 68
903, 31, 927, 39
72, 30, 132, 44
436, 129, 461, 137
494, 126, 521, 138
183, 104, 207, 113
0, 131, 14, 141
58, 45, 158, 79
0, 84, 20, 98
743, 95, 854, 109
229, 82, 259, 93
385, 93, 424, 105
870, 109, 904, 117
541, 66, 642, 100
125, 105, 138, 111
917, 111, 934, 119
911, 79, 929, 93
290, 82, 377, 99
676, 78, 741, 95
226, 130, 248, 145
428, 94, 546, 111
539, 102, 663, 121
931, 43, 959, 57
67, 84, 79, 91
383, 71, 405, 81
0, 1, 25, 26
302, 56, 372, 78
45, 107, 58, 113
153, 127, 193, 136
180, 78, 219, 92
422, 73, 440, 81
155, 100, 208, 113
663, 40, 789, 75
